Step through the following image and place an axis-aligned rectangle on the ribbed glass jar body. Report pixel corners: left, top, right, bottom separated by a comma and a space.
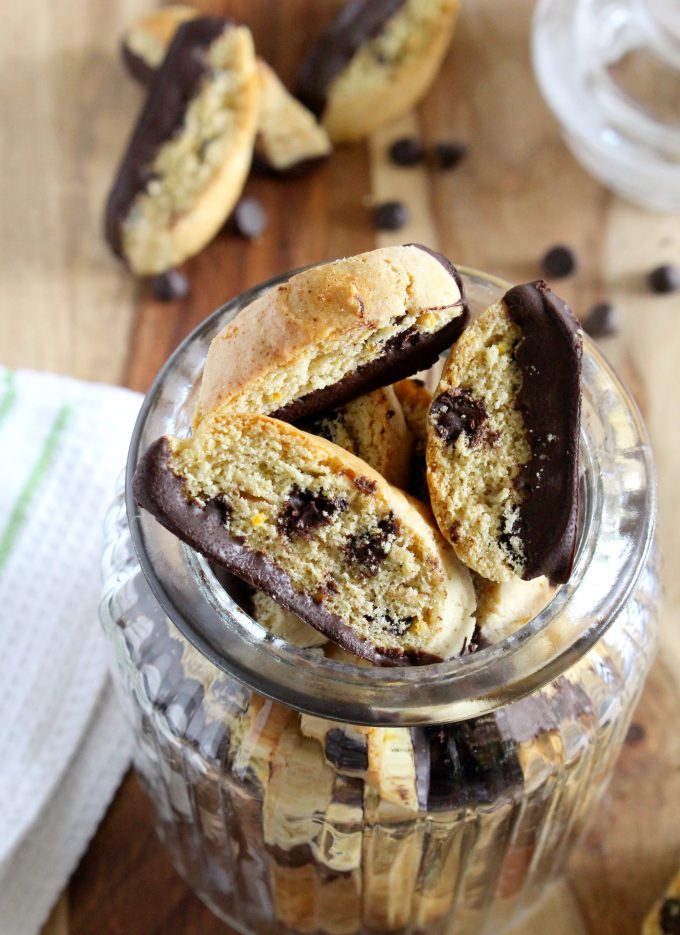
101, 486, 659, 935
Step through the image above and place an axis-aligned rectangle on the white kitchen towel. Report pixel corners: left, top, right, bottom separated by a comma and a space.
0, 367, 143, 935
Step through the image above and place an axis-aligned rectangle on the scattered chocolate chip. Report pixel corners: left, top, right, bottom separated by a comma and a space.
386, 409, 395, 419
325, 729, 368, 771
231, 196, 268, 239
582, 301, 618, 337
542, 245, 577, 279
411, 377, 426, 387
430, 390, 487, 448
448, 521, 461, 543
150, 269, 189, 302
625, 721, 646, 745
383, 613, 415, 636
345, 514, 398, 576
373, 200, 409, 231
433, 141, 468, 170
660, 898, 680, 934
389, 137, 425, 166
649, 263, 680, 294
277, 487, 347, 539
353, 475, 377, 494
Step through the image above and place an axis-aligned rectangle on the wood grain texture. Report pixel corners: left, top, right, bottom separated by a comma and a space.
0, 0, 672, 932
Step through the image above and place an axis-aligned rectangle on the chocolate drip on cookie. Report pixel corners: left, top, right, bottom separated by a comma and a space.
503, 281, 582, 583
297, 0, 407, 116
105, 16, 230, 257
132, 438, 438, 666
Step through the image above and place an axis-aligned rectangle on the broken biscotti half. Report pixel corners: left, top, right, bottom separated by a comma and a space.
105, 17, 260, 275
196, 244, 469, 426
297, 0, 461, 142
133, 413, 476, 665
426, 280, 582, 584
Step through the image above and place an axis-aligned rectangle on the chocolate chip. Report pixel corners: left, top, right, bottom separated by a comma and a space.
325, 729, 368, 771
389, 137, 425, 166
582, 301, 618, 337
660, 898, 680, 934
624, 722, 646, 745
433, 141, 468, 170
542, 245, 577, 279
345, 515, 398, 576
232, 196, 268, 239
430, 390, 487, 447
150, 269, 189, 302
383, 613, 415, 636
353, 475, 377, 493
373, 200, 409, 231
649, 263, 680, 294
277, 487, 347, 539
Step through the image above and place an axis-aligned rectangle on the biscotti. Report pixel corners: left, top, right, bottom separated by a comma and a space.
298, 0, 461, 142
105, 17, 260, 275
197, 244, 468, 425
133, 413, 476, 664
426, 280, 582, 584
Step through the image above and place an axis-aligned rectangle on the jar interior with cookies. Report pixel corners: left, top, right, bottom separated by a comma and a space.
101, 263, 658, 935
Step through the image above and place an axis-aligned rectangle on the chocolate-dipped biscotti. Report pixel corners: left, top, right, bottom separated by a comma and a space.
105, 17, 260, 275
197, 244, 468, 426
133, 413, 476, 664
426, 280, 582, 584
298, 0, 461, 143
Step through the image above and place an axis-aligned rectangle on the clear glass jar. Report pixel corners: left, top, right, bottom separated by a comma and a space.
532, 0, 680, 211
101, 268, 659, 935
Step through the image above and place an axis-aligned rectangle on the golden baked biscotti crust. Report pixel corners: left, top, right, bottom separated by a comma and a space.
196, 244, 468, 426
298, 0, 461, 143
105, 18, 260, 276
133, 412, 476, 665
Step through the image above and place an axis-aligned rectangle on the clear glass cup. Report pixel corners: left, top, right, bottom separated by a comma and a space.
100, 268, 659, 934
532, 0, 680, 211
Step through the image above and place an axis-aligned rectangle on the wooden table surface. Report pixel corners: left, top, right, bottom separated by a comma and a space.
3, 0, 679, 932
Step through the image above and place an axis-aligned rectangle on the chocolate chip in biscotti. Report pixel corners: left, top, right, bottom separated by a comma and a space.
297, 0, 461, 143
649, 263, 680, 294
427, 280, 582, 585
429, 390, 487, 448
541, 245, 577, 279
105, 18, 260, 276
150, 269, 190, 302
325, 729, 369, 772
231, 197, 268, 239
373, 200, 409, 231
345, 515, 398, 577
660, 898, 680, 933
389, 137, 425, 166
133, 414, 476, 665
197, 245, 469, 427
277, 487, 348, 539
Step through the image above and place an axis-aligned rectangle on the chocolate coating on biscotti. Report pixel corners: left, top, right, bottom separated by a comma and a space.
133, 438, 439, 666
121, 41, 156, 86
504, 280, 582, 583
105, 17, 230, 258
297, 0, 406, 116
272, 245, 468, 423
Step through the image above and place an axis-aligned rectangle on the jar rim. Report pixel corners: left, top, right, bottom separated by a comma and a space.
126, 265, 656, 725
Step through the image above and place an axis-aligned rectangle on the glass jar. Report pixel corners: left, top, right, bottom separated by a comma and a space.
101, 268, 659, 935
532, 0, 680, 211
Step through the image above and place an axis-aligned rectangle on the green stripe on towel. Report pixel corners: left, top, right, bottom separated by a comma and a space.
0, 370, 17, 430
0, 405, 72, 574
